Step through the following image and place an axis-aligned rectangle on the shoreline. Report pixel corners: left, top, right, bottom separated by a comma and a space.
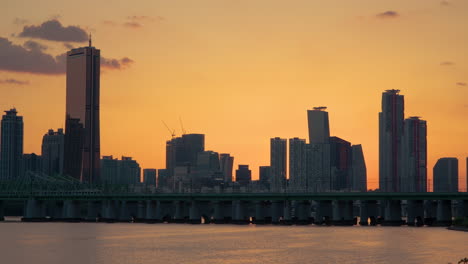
447, 226, 468, 232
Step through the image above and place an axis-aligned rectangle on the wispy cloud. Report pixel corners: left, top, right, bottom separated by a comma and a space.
456, 82, 467, 86
0, 78, 30, 85
440, 61, 455, 66
19, 19, 88, 42
23, 40, 48, 51
123, 22, 142, 28
101, 57, 134, 69
441, 0, 450, 6
376, 11, 400, 19
13, 18, 29, 25
63, 43, 74, 49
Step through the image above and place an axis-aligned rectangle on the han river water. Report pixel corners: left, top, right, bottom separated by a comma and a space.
0, 218, 466, 264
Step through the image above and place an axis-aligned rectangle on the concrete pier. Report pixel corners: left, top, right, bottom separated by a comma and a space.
435, 200, 452, 226
189, 201, 201, 224
83, 201, 100, 222
63, 200, 81, 222
100, 200, 117, 222
271, 201, 282, 224
233, 200, 249, 224
254, 201, 265, 224
0, 201, 4, 221
174, 201, 186, 223
407, 200, 424, 226
281, 200, 292, 225
134, 201, 146, 222
314, 200, 331, 225
22, 199, 47, 222
145, 200, 160, 223
382, 200, 403, 226
332, 200, 354, 225
117, 201, 133, 222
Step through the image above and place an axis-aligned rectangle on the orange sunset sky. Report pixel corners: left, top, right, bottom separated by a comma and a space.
1, 0, 467, 190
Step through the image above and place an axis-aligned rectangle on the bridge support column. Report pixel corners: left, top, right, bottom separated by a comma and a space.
117, 201, 132, 222
332, 200, 354, 225
455, 200, 468, 219
424, 200, 437, 226
407, 200, 424, 226
145, 200, 160, 223
271, 201, 282, 224
233, 200, 249, 224
62, 200, 81, 222
189, 201, 201, 224
0, 201, 4, 221
174, 201, 186, 223
83, 201, 100, 222
359, 200, 378, 225
212, 201, 224, 224
281, 200, 292, 225
314, 200, 331, 225
382, 200, 403, 226
22, 199, 46, 222
134, 201, 146, 222
101, 200, 117, 222
436, 200, 452, 226
48, 201, 63, 221
254, 201, 265, 224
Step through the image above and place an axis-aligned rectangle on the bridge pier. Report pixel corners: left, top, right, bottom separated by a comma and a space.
314, 200, 331, 225
382, 200, 403, 226
233, 200, 249, 224
117, 201, 132, 222
407, 200, 424, 226
189, 201, 201, 224
145, 200, 160, 223
332, 200, 354, 225
254, 201, 265, 224
281, 200, 292, 225
173, 201, 186, 223
83, 201, 100, 222
100, 200, 118, 222
271, 201, 282, 224
424, 200, 437, 225
62, 200, 81, 222
48, 201, 64, 221
212, 201, 223, 224
22, 199, 47, 222
455, 200, 468, 219
0, 201, 4, 221
436, 200, 452, 226
134, 201, 146, 222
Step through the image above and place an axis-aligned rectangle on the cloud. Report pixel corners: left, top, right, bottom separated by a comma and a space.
13, 18, 29, 25
440, 61, 455, 66
0, 37, 134, 74
456, 82, 467, 86
123, 22, 142, 28
0, 37, 65, 74
103, 20, 117, 26
0, 78, 30, 85
19, 19, 88, 42
101, 57, 134, 69
63, 43, 74, 49
441, 0, 450, 6
23, 40, 48, 51
376, 11, 400, 19
127, 15, 164, 22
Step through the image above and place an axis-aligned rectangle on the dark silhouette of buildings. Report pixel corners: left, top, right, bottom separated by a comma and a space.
433, 157, 458, 192
100, 155, 141, 185
219, 153, 234, 183
379, 89, 404, 192
350, 145, 367, 192
270, 137, 287, 191
289, 137, 306, 191
259, 166, 271, 188
41, 129, 64, 176
0, 108, 23, 180
63, 42, 101, 184
401, 117, 427, 192
235, 165, 251, 186
143, 169, 157, 185
165, 134, 205, 177
22, 153, 42, 176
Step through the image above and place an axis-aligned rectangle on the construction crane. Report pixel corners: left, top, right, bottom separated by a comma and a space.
179, 117, 186, 135
162, 121, 176, 139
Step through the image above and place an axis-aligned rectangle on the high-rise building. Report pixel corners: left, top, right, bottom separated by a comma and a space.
289, 137, 306, 192
157, 169, 170, 190
235, 165, 251, 186
0, 108, 23, 180
270, 137, 287, 192
379, 89, 404, 192
22, 153, 41, 176
259, 166, 271, 188
219, 153, 234, 183
100, 155, 141, 185
433, 158, 458, 193
143, 169, 157, 185
165, 134, 205, 176
351, 145, 367, 192
63, 42, 101, 184
41, 128, 65, 176
401, 117, 427, 192
329, 136, 352, 191
306, 107, 331, 192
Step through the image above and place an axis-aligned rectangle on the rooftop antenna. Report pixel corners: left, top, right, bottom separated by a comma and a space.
89, 33, 92, 47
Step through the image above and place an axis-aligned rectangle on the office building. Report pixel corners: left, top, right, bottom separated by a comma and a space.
351, 145, 367, 192
63, 41, 101, 183
22, 153, 42, 176
289, 137, 306, 192
235, 165, 251, 186
0, 108, 23, 180
41, 128, 65, 176
219, 153, 234, 183
143, 169, 157, 185
100, 155, 141, 185
166, 134, 205, 176
433, 158, 458, 192
379, 89, 405, 192
401, 117, 427, 192
270, 137, 287, 191
329, 136, 352, 191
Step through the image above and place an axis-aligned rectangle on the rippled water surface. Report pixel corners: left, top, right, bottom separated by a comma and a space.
0, 219, 466, 264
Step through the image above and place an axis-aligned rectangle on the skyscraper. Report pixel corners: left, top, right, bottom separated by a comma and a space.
351, 145, 367, 192
0, 108, 23, 180
143, 169, 157, 185
165, 134, 205, 176
41, 128, 65, 176
306, 107, 331, 192
219, 153, 234, 183
379, 89, 404, 192
63, 41, 101, 184
433, 158, 458, 193
270, 137, 287, 192
235, 165, 251, 186
401, 117, 427, 192
329, 136, 351, 191
289, 137, 306, 192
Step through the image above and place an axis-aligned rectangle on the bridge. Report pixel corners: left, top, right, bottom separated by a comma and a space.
0, 191, 467, 226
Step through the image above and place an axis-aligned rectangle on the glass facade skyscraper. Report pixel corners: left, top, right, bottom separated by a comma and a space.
63, 44, 101, 183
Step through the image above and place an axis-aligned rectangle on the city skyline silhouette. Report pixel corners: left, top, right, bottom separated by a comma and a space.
0, 1, 467, 190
